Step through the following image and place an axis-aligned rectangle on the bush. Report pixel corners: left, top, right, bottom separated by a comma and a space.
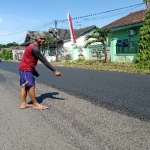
76, 57, 85, 63
0, 49, 12, 60
65, 54, 72, 60
136, 9, 150, 69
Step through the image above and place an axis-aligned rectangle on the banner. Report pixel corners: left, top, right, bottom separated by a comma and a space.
67, 12, 76, 43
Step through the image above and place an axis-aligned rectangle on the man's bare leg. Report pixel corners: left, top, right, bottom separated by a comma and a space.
28, 85, 48, 109
20, 86, 33, 109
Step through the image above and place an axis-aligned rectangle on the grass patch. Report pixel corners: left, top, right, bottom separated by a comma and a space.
61, 60, 150, 74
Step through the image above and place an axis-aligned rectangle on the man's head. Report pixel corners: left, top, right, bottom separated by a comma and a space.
33, 31, 46, 46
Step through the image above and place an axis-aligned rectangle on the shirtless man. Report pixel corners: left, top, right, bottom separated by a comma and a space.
18, 31, 63, 109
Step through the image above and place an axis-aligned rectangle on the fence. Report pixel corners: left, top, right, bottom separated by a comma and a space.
71, 44, 110, 60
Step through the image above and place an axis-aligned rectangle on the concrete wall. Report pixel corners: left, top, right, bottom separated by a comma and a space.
71, 44, 110, 61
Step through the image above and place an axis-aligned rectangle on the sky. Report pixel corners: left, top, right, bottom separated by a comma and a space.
0, 0, 146, 44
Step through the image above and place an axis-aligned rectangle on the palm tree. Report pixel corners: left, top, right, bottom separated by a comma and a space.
85, 27, 111, 62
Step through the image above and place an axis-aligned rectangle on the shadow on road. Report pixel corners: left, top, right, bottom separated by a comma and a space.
28, 92, 65, 104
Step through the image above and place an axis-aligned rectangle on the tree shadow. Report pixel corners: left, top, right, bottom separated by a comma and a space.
28, 92, 65, 104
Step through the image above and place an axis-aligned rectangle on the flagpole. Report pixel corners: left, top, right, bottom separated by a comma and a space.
67, 12, 76, 43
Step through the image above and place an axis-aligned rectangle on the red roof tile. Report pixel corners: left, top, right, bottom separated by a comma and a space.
102, 9, 146, 29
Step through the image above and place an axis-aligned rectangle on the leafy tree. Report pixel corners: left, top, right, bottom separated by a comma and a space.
85, 27, 111, 62
0, 42, 18, 60
136, 0, 150, 69
7, 42, 19, 47
0, 42, 19, 51
0, 44, 7, 50
40, 33, 54, 55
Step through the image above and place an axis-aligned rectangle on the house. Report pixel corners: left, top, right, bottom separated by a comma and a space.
58, 25, 98, 58
0, 46, 26, 61
11, 46, 26, 61
102, 9, 146, 62
20, 25, 97, 61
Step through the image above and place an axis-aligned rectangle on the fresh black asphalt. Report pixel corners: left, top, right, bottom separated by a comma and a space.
0, 61, 150, 121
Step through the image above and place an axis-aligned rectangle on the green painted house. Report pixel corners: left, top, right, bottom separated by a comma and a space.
102, 9, 146, 62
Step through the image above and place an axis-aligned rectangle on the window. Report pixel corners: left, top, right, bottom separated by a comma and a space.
116, 40, 139, 54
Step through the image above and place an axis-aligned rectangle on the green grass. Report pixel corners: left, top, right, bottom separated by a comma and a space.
61, 60, 150, 74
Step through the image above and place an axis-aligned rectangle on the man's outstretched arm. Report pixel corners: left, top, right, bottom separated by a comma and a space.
32, 49, 56, 72
32, 49, 63, 77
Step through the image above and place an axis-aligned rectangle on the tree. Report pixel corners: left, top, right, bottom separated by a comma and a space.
0, 49, 12, 60
136, 0, 150, 69
7, 42, 19, 47
0, 42, 19, 51
40, 33, 54, 55
85, 27, 111, 62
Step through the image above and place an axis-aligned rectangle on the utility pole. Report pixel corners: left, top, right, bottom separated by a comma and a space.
146, 0, 150, 10
55, 20, 58, 62
147, 1, 150, 10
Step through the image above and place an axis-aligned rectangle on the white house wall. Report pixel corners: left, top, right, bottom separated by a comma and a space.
59, 29, 95, 57
12, 50, 25, 61
76, 36, 86, 47
62, 41, 72, 56
62, 35, 91, 56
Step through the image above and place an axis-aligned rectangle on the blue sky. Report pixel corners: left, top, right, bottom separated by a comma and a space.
0, 0, 146, 44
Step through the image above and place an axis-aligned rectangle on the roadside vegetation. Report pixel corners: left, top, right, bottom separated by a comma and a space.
0, 42, 18, 60
136, 0, 150, 70
0, 49, 12, 60
62, 58, 150, 74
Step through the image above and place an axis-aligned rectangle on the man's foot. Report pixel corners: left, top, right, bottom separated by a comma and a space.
33, 103, 48, 110
20, 103, 33, 109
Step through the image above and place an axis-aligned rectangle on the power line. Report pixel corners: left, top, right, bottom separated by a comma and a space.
17, 4, 146, 43
58, 5, 145, 28
58, 3, 145, 22
0, 2, 145, 38
73, 5, 145, 26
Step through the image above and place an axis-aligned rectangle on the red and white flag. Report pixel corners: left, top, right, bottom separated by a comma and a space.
67, 12, 76, 43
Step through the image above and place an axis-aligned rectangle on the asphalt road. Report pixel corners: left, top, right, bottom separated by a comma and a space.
0, 68, 150, 150
0, 61, 150, 121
